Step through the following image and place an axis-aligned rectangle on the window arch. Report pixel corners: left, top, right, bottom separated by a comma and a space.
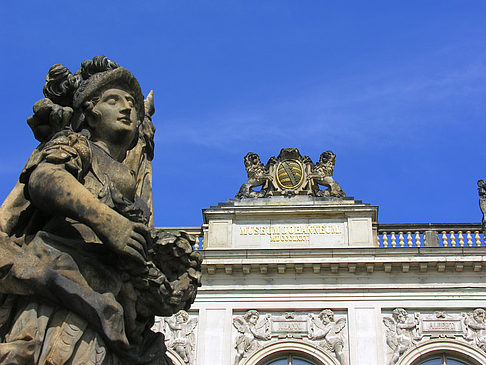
245, 340, 338, 365
414, 353, 472, 365
264, 354, 319, 365
399, 340, 486, 365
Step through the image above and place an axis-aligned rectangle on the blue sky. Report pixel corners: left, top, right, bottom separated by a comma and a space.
1, 1, 486, 226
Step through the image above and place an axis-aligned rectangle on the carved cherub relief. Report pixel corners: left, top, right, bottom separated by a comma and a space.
164, 310, 198, 364
233, 310, 271, 365
308, 309, 348, 365
464, 308, 486, 352
383, 308, 420, 365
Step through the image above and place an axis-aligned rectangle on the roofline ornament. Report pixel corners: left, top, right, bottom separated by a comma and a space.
236, 148, 346, 199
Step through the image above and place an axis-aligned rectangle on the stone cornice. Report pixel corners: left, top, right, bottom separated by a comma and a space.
200, 247, 486, 275
202, 197, 379, 223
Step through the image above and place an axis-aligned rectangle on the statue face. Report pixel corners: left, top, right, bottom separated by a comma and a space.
90, 87, 137, 143
176, 312, 188, 323
248, 314, 258, 324
393, 311, 407, 323
474, 309, 485, 322
320, 312, 332, 324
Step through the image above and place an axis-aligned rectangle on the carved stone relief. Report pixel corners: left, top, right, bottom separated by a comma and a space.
235, 148, 346, 199
153, 311, 198, 364
383, 308, 486, 365
232, 309, 348, 365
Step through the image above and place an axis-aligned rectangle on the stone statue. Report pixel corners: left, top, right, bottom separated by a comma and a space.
308, 309, 347, 365
235, 153, 275, 199
0, 56, 201, 364
478, 180, 486, 226
235, 148, 346, 198
383, 308, 420, 365
464, 308, 486, 352
164, 310, 198, 364
232, 310, 271, 365
308, 151, 346, 198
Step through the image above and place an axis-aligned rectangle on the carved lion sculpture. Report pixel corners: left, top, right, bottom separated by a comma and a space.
308, 150, 346, 198
235, 153, 274, 198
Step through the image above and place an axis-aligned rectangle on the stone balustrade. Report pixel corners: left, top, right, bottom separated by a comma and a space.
378, 223, 485, 247
161, 223, 486, 250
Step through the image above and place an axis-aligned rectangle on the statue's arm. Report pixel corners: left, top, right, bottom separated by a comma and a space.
28, 162, 148, 263
397, 321, 417, 330
466, 320, 486, 331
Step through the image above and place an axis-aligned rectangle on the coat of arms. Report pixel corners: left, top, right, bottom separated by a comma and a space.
236, 148, 346, 198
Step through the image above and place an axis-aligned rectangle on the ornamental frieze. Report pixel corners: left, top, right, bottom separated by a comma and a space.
235, 148, 346, 198
383, 308, 486, 365
232, 309, 348, 365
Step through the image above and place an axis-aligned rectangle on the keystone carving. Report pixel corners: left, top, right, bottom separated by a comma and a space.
236, 148, 346, 198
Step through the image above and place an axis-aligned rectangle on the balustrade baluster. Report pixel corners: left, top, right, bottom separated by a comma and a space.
475, 231, 482, 247
467, 231, 473, 247
391, 232, 397, 247
399, 232, 405, 247
450, 231, 456, 247
441, 231, 448, 247
458, 231, 464, 247
382, 233, 388, 248
406, 232, 413, 247
414, 232, 421, 247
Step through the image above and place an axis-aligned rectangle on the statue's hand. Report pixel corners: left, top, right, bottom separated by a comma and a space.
99, 213, 150, 265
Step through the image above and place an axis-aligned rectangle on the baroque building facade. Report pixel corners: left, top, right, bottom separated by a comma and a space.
154, 149, 486, 365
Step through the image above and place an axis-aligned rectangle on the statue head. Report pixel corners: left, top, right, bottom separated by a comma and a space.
71, 67, 144, 146
319, 150, 336, 164
473, 308, 486, 323
175, 310, 189, 324
318, 309, 334, 324
244, 153, 262, 169
244, 310, 260, 325
392, 308, 408, 323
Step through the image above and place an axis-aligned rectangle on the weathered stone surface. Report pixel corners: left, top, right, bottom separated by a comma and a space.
0, 56, 201, 364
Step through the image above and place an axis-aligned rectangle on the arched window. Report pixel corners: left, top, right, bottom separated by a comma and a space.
416, 354, 471, 365
264, 355, 318, 365
248, 341, 333, 365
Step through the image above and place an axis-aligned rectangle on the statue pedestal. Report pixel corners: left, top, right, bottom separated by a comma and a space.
203, 196, 378, 249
